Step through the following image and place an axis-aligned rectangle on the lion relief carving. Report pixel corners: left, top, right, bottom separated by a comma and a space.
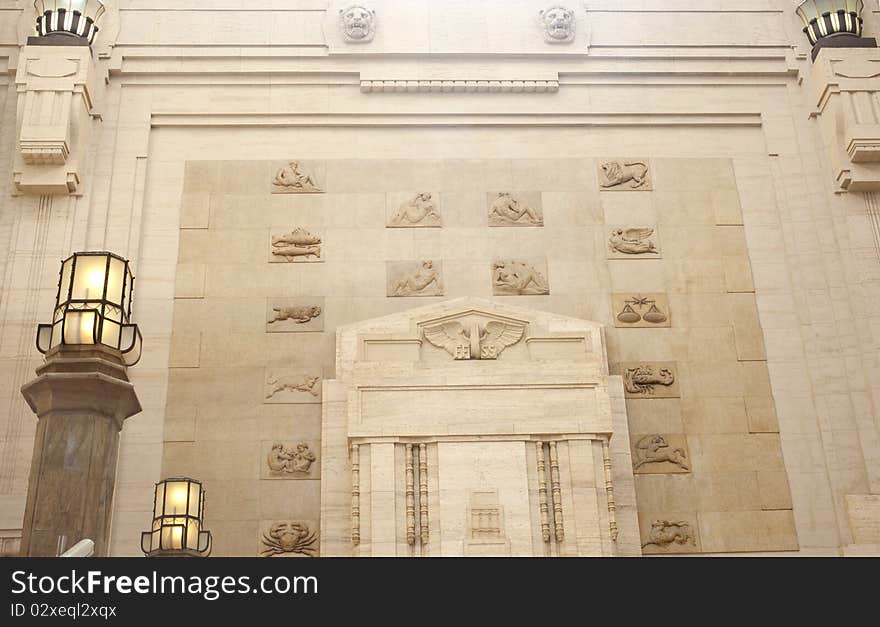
340, 4, 376, 42
540, 5, 575, 43
599, 160, 651, 190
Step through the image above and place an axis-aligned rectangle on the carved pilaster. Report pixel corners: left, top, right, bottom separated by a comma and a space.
418, 444, 428, 547
536, 441, 551, 543
351, 444, 360, 546
405, 444, 415, 546
602, 439, 618, 543
549, 441, 564, 543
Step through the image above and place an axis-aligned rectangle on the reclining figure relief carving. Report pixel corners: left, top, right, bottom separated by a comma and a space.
388, 193, 442, 227
271, 161, 323, 193
422, 319, 525, 360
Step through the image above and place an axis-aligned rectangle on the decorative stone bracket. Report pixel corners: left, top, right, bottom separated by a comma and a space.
13, 45, 99, 195
812, 48, 880, 192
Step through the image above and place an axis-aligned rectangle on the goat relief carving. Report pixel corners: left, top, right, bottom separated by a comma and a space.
261, 522, 318, 557
388, 193, 442, 227
621, 363, 679, 398
265, 373, 322, 404
492, 260, 550, 296
271, 161, 323, 193
266, 442, 318, 477
599, 160, 652, 190
388, 260, 444, 297
641, 520, 696, 552
607, 226, 661, 258
633, 435, 690, 473
270, 228, 322, 262
488, 192, 544, 227
540, 6, 575, 43
423, 319, 525, 360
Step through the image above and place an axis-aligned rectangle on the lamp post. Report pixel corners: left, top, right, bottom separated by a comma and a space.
141, 478, 212, 558
796, 0, 875, 60
19, 251, 142, 557
32, 1, 106, 46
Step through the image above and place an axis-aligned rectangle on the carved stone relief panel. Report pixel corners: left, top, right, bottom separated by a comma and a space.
598, 159, 652, 191
259, 521, 319, 557
386, 192, 442, 228
487, 192, 544, 227
638, 514, 700, 554
464, 490, 511, 556
262, 440, 320, 479
606, 226, 662, 259
422, 317, 526, 360
339, 4, 376, 43
631, 434, 690, 474
269, 228, 323, 263
387, 260, 444, 297
612, 293, 671, 328
492, 259, 550, 296
539, 5, 575, 44
266, 298, 324, 333
270, 160, 324, 194
618, 362, 680, 398
264, 369, 323, 404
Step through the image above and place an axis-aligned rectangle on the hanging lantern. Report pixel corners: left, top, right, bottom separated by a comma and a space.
35, 252, 142, 365
141, 478, 212, 557
795, 1, 875, 60
33, 1, 106, 45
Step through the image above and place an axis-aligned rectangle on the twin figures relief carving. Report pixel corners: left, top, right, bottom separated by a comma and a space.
385, 192, 544, 228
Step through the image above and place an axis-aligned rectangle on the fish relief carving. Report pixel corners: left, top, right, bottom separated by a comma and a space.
271, 228, 322, 262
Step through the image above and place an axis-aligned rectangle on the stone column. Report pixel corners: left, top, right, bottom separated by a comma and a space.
19, 345, 141, 557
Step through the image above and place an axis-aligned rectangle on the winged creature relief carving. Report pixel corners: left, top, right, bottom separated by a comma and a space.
422, 320, 525, 360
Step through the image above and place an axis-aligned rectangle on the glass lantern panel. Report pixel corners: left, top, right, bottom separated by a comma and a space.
164, 481, 191, 516
186, 519, 202, 550
815, 0, 834, 15
103, 303, 123, 323
50, 319, 63, 348
71, 255, 108, 301
58, 257, 74, 305
160, 520, 186, 551
154, 483, 165, 517
106, 256, 125, 306
188, 482, 202, 518
62, 310, 96, 344
101, 319, 120, 349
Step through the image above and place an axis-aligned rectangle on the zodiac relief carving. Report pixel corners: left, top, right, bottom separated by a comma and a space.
599, 160, 651, 190
633, 435, 690, 473
388, 193, 442, 228
265, 373, 322, 403
539, 6, 575, 43
607, 226, 661, 258
388, 260, 443, 297
621, 363, 679, 398
270, 228, 322, 262
261, 522, 318, 557
339, 4, 376, 43
271, 161, 323, 193
492, 260, 550, 296
641, 520, 696, 551
268, 305, 322, 325
267, 442, 317, 476
487, 192, 544, 227
614, 294, 670, 328
422, 319, 525, 360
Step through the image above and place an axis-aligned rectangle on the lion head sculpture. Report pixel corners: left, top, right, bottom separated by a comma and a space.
340, 4, 376, 42
540, 5, 575, 43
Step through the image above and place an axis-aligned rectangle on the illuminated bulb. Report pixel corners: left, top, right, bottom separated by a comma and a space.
170, 485, 188, 510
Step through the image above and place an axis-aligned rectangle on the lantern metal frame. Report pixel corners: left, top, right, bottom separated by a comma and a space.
35, 251, 142, 366
141, 477, 212, 558
33, 1, 106, 45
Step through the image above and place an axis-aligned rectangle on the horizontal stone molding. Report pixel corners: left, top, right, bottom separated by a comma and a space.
360, 80, 559, 93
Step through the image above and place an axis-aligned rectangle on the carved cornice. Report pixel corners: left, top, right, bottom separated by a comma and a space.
360, 79, 559, 93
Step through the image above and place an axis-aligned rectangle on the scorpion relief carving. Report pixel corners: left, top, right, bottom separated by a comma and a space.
260, 521, 318, 557
599, 159, 652, 190
619, 362, 680, 398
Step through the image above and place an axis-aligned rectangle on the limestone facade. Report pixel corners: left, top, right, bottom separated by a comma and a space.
0, 1, 878, 557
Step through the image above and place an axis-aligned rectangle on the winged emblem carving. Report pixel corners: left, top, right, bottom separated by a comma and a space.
422, 319, 525, 360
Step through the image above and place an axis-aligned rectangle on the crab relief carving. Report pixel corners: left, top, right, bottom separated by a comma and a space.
261, 522, 318, 557
270, 228, 322, 262
423, 318, 526, 360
